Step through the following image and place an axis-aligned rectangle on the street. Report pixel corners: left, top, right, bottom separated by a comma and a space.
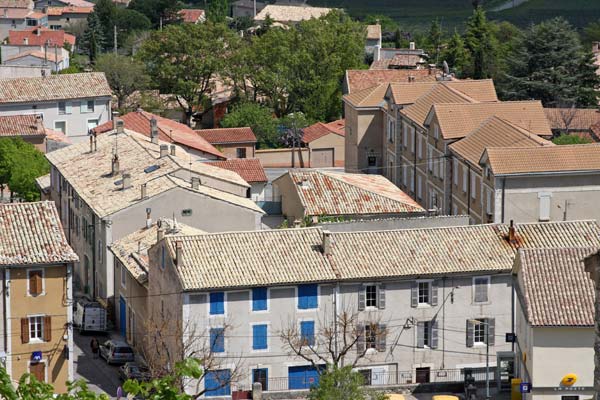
73, 330, 121, 399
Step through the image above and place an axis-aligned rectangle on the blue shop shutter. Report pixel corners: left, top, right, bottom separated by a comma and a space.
300, 321, 315, 346
209, 292, 224, 315
298, 284, 318, 309
253, 324, 268, 350
252, 287, 267, 311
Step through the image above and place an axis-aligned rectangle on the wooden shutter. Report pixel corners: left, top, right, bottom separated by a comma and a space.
431, 320, 439, 349
21, 318, 29, 344
30, 362, 45, 382
29, 271, 41, 296
43, 316, 51, 342
466, 319, 474, 348
356, 324, 364, 353
417, 322, 424, 348
35, 272, 43, 295
431, 281, 438, 306
487, 318, 495, 347
377, 324, 386, 352
358, 286, 365, 311
410, 282, 418, 308
378, 284, 386, 310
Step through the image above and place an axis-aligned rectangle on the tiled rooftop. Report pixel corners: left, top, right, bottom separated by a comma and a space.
366, 24, 381, 40
46, 6, 93, 15
516, 247, 596, 327
205, 159, 267, 183
178, 8, 205, 23
5, 50, 63, 63
0, 114, 45, 137
277, 170, 425, 217
165, 220, 600, 290
195, 127, 256, 145
345, 69, 437, 93
255, 4, 332, 22
8, 27, 76, 47
0, 72, 111, 104
0, 201, 78, 266
302, 119, 345, 143
544, 108, 600, 131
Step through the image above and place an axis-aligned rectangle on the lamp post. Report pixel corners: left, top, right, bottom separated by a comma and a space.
469, 319, 491, 400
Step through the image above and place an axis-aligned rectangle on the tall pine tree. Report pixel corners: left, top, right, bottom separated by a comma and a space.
464, 7, 498, 79
442, 30, 470, 78
81, 12, 106, 64
207, 0, 228, 23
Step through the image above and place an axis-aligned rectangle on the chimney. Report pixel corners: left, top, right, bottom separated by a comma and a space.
89, 134, 94, 153
145, 207, 152, 229
409, 41, 415, 50
170, 144, 176, 156
508, 220, 516, 244
293, 219, 301, 228
141, 183, 147, 199
115, 119, 124, 134
374, 44, 381, 62
111, 154, 119, 176
122, 172, 132, 190
23, 37, 28, 45
93, 134, 97, 152
191, 177, 200, 190
322, 230, 333, 255
150, 117, 159, 144
157, 227, 164, 243
35, 114, 43, 133
428, 64, 435, 75
175, 241, 183, 266
159, 144, 168, 158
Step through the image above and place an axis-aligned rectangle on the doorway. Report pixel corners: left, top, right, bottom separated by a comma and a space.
416, 367, 430, 383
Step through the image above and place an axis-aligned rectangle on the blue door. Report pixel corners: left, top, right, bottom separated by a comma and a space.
288, 365, 320, 390
205, 369, 231, 397
119, 296, 126, 338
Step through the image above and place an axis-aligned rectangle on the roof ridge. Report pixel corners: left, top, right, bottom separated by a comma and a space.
166, 226, 323, 241
438, 83, 480, 103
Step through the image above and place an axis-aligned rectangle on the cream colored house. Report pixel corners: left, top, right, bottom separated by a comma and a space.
514, 247, 596, 400
301, 119, 345, 167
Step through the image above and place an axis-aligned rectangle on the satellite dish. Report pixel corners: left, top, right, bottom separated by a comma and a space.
443, 60, 450, 75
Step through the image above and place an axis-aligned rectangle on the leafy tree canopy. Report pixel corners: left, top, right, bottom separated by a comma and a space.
95, 53, 150, 110
0, 138, 49, 202
552, 134, 594, 145
220, 102, 280, 149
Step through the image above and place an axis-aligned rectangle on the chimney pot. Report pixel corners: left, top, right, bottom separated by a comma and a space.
141, 183, 147, 199
150, 117, 159, 144
159, 144, 168, 158
322, 230, 333, 255
145, 207, 152, 228
175, 241, 183, 266
409, 41, 415, 50
122, 172, 132, 190
170, 144, 176, 156
508, 220, 516, 243
116, 119, 124, 134
191, 177, 200, 190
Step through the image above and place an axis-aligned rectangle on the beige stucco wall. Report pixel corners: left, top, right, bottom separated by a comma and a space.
273, 173, 305, 222
216, 143, 256, 159
344, 104, 383, 173
114, 259, 148, 352
9, 265, 70, 393
255, 148, 309, 168
308, 133, 345, 167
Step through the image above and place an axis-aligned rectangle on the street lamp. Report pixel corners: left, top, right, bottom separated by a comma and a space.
469, 319, 491, 400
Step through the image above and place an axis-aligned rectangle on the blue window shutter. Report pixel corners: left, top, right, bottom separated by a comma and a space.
252, 288, 267, 311
298, 284, 318, 309
205, 369, 231, 397
209, 292, 224, 315
210, 328, 224, 353
300, 321, 315, 346
253, 324, 268, 350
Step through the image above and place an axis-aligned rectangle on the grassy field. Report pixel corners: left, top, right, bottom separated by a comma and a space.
307, 0, 600, 30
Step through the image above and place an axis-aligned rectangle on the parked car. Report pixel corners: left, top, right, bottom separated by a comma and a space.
119, 362, 150, 382
99, 340, 135, 365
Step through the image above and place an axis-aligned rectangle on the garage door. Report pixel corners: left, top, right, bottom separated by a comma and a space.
288, 365, 321, 390
311, 148, 334, 168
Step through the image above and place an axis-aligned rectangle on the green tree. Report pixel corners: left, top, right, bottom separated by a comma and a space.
137, 22, 240, 125
583, 20, 600, 45
307, 366, 386, 400
503, 17, 600, 107
95, 53, 150, 110
464, 7, 498, 79
94, 0, 117, 45
220, 102, 280, 148
0, 138, 49, 202
114, 8, 152, 35
363, 14, 396, 33
81, 12, 106, 63
426, 19, 443, 65
128, 0, 181, 26
441, 30, 470, 77
552, 134, 593, 145
207, 0, 229, 23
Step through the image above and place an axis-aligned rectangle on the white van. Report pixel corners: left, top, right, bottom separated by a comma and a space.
74, 300, 107, 333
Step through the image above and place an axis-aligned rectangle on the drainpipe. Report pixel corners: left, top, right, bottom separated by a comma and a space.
333, 283, 339, 365
412, 126, 417, 200
511, 274, 515, 353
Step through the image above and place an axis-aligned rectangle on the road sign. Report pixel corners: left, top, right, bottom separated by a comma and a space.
506, 333, 517, 343
520, 383, 531, 393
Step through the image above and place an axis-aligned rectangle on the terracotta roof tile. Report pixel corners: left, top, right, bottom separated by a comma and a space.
178, 8, 205, 23
255, 4, 332, 22
449, 117, 553, 171
0, 113, 45, 137
302, 119, 345, 143
366, 24, 381, 40
205, 158, 267, 183
346, 69, 437, 93
483, 144, 600, 175
195, 127, 256, 145
94, 110, 224, 159
388, 80, 497, 106
0, 201, 78, 266
343, 83, 389, 108
0, 72, 111, 103
544, 108, 600, 131
517, 247, 596, 327
0, 0, 32, 8
46, 6, 93, 15
8, 27, 76, 46
277, 170, 425, 216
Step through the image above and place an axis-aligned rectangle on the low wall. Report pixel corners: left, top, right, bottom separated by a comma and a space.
255, 148, 309, 168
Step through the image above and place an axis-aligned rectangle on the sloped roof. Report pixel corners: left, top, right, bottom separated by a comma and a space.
205, 158, 267, 183
0, 114, 45, 137
8, 27, 76, 47
343, 83, 389, 108
0, 0, 32, 7
0, 201, 78, 266
178, 8, 205, 23
366, 24, 381, 40
4, 50, 64, 63
255, 4, 332, 22
277, 170, 425, 217
165, 220, 600, 290
449, 117, 553, 171
388, 80, 497, 106
93, 110, 224, 159
432, 101, 552, 139
483, 144, 600, 176
516, 247, 596, 327
35, 173, 50, 193
195, 127, 256, 145
46, 6, 93, 15
346, 69, 437, 93
544, 108, 600, 131
59, 0, 94, 7
302, 119, 345, 143
0, 72, 111, 104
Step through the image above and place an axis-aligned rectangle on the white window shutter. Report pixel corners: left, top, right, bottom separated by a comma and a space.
66, 102, 72, 114
538, 192, 552, 221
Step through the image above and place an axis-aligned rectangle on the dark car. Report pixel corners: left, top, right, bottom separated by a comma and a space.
119, 362, 150, 382
99, 340, 135, 365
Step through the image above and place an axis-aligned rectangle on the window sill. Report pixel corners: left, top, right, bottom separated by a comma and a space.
473, 343, 487, 348
472, 301, 491, 306
29, 338, 44, 344
416, 304, 432, 309
27, 292, 46, 297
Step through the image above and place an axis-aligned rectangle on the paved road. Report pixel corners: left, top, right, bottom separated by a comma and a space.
73, 331, 121, 399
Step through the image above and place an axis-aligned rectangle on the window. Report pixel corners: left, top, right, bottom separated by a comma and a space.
473, 277, 490, 303
427, 146, 433, 171
367, 156, 377, 167
29, 316, 43, 341
300, 321, 315, 346
253, 368, 268, 391
462, 168, 467, 193
410, 128, 415, 154
453, 159, 458, 186
81, 100, 95, 113
365, 285, 377, 307
409, 169, 414, 192
418, 321, 431, 348
433, 125, 440, 139
297, 284, 318, 309
538, 192, 551, 221
358, 323, 386, 353
97, 240, 103, 262
28, 270, 43, 296
236, 148, 247, 158
209, 328, 224, 352
417, 135, 422, 159
252, 324, 268, 350
54, 121, 66, 134
473, 319, 486, 344
486, 189, 492, 215
411, 280, 438, 307
160, 246, 166, 270
58, 101, 66, 114
387, 119, 394, 143
120, 265, 127, 289
252, 287, 268, 311
26, 18, 38, 26
466, 318, 495, 347
471, 171, 477, 199
402, 166, 407, 186
403, 124, 408, 148
365, 324, 377, 350
209, 292, 225, 315
418, 281, 430, 304
205, 369, 231, 397
452, 204, 458, 215
181, 209, 192, 217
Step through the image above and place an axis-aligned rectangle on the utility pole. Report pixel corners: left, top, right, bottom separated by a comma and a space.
253, 0, 256, 17
54, 44, 58, 73
486, 321, 490, 400
114, 25, 118, 54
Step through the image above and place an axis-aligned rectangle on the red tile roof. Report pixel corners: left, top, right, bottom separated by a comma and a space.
178, 8, 205, 23
8, 27, 76, 47
346, 69, 438, 93
46, 6, 93, 15
206, 159, 267, 183
302, 119, 345, 143
196, 127, 257, 144
93, 110, 225, 159
0, 114, 45, 137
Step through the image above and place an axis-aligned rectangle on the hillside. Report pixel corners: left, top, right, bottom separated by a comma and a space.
307, 0, 600, 30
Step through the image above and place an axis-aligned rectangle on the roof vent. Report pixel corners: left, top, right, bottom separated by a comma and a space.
150, 117, 159, 144
141, 183, 147, 199
170, 144, 176, 156
191, 177, 200, 190
159, 144, 168, 158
